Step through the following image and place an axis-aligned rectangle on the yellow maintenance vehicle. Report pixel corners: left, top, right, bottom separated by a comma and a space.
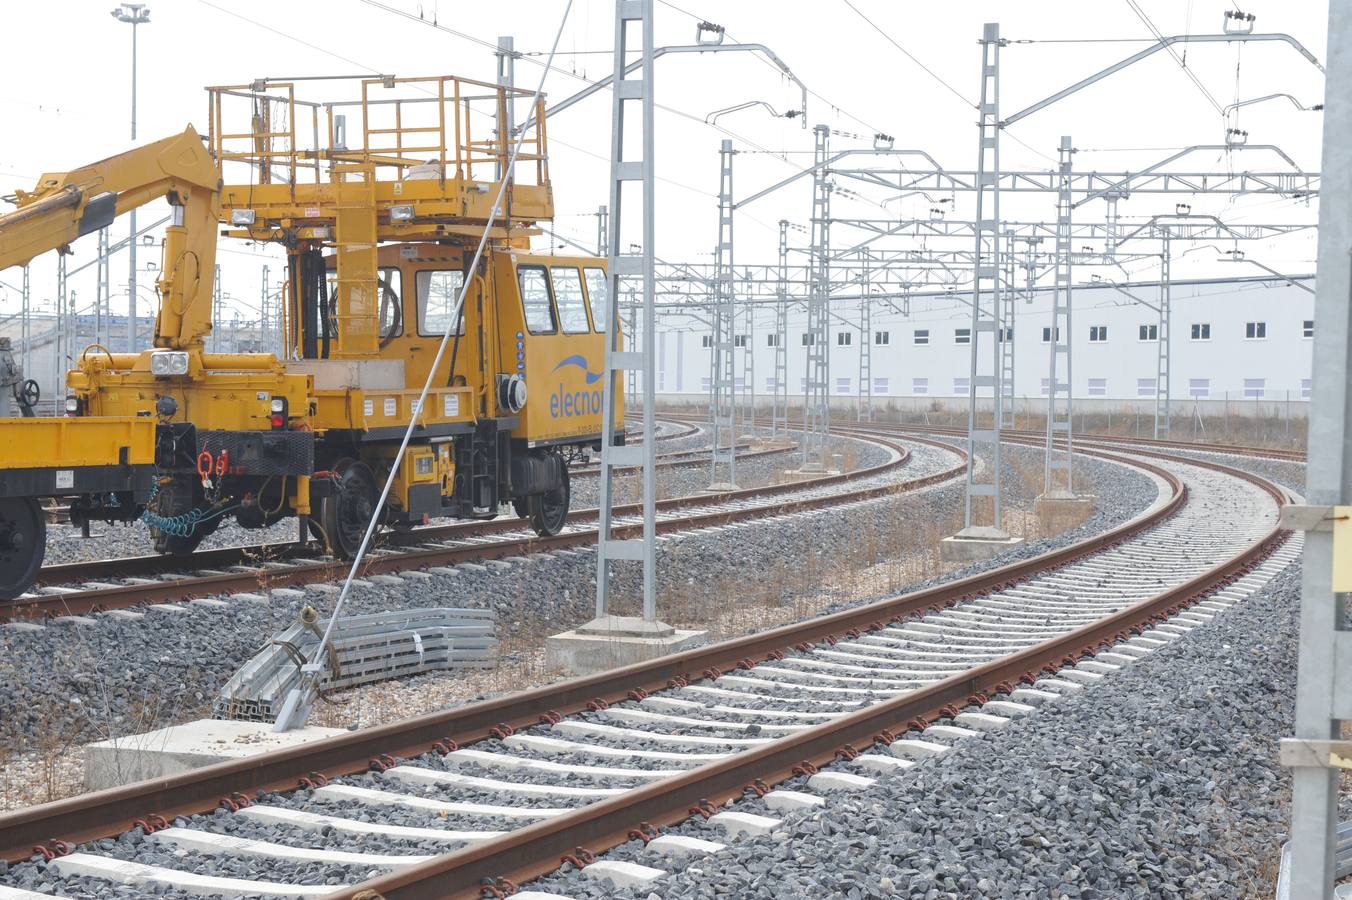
0, 74, 620, 596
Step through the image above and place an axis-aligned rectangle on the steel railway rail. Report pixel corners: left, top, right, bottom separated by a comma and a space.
0, 440, 1293, 900
0, 432, 954, 622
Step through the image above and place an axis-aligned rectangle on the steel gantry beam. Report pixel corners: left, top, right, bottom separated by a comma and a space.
801, 124, 833, 472
709, 139, 738, 489
960, 22, 1008, 536
595, 0, 658, 622
1043, 136, 1075, 497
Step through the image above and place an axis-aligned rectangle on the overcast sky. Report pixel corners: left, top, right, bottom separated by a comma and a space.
0, 0, 1330, 326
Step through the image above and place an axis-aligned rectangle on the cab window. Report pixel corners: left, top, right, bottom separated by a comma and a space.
583, 267, 608, 332
551, 266, 591, 333
416, 269, 466, 336
517, 266, 557, 334
327, 267, 402, 340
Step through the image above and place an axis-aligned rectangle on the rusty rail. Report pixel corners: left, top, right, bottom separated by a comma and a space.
5, 432, 928, 621
340, 448, 1290, 899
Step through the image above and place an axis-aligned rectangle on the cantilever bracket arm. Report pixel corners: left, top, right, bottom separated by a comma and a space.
536, 43, 810, 128
1002, 33, 1325, 128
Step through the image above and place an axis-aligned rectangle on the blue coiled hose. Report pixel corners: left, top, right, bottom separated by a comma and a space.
140, 481, 237, 538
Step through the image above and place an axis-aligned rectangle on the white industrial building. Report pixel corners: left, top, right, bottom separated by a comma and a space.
651, 274, 1315, 414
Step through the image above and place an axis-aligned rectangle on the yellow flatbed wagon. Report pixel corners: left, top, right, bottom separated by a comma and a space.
0, 416, 157, 597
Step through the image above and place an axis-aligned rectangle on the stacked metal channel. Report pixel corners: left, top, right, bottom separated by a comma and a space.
215, 608, 496, 723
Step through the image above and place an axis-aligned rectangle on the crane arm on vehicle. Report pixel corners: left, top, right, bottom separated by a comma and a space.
0, 126, 222, 351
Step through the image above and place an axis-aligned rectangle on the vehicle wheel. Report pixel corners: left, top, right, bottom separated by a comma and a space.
150, 477, 218, 556
512, 497, 531, 519
315, 458, 376, 558
0, 497, 45, 601
528, 462, 570, 537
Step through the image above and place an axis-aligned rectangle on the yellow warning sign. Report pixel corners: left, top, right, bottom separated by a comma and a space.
1335, 506, 1352, 591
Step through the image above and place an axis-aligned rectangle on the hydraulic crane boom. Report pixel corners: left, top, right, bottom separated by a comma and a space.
0, 126, 221, 350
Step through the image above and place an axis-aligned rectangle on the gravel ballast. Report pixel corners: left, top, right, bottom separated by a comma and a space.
527, 558, 1303, 900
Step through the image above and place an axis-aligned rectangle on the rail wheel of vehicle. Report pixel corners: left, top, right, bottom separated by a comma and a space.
512, 497, 531, 520
151, 477, 219, 556
529, 462, 570, 538
316, 459, 376, 559
0, 497, 45, 601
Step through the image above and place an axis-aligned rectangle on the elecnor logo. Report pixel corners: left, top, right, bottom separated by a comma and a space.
550, 355, 605, 418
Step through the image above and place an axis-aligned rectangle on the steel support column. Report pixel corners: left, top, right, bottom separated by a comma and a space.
95, 228, 109, 348
741, 269, 755, 437
709, 139, 737, 488
801, 123, 832, 471
1286, 1, 1352, 894
1154, 238, 1172, 438
998, 239, 1017, 429
858, 251, 872, 422
961, 22, 1007, 531
595, 0, 657, 621
771, 220, 790, 440
1044, 135, 1074, 495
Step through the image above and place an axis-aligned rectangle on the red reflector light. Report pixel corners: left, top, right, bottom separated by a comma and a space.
270, 414, 285, 429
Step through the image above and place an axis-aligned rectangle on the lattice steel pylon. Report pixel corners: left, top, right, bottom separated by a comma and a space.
857, 250, 872, 423
95, 228, 109, 348
595, 0, 657, 621
1154, 238, 1172, 438
708, 139, 738, 489
998, 238, 1016, 430
771, 219, 791, 441
740, 274, 755, 437
960, 22, 1007, 533
801, 123, 832, 472
1043, 135, 1075, 496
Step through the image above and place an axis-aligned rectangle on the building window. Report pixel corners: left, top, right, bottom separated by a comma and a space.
953, 377, 970, 394
1040, 377, 1051, 397
801, 332, 815, 346
1041, 326, 1061, 343
1137, 377, 1156, 397
766, 333, 780, 347
914, 329, 930, 345
733, 334, 748, 348
734, 376, 746, 391
1303, 319, 1314, 339
1089, 325, 1108, 343
800, 377, 808, 391
1302, 378, 1313, 399
1088, 377, 1107, 396
835, 377, 851, 394
701, 335, 712, 349
700, 376, 712, 391
765, 376, 778, 391
1190, 323, 1211, 341
1189, 378, 1210, 398
1139, 324, 1158, 341
912, 377, 929, 395
954, 328, 971, 345
1243, 378, 1265, 399
1245, 321, 1267, 340
873, 377, 889, 394
875, 331, 890, 345
837, 332, 852, 346
999, 327, 1014, 342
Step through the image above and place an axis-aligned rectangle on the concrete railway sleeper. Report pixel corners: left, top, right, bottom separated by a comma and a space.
0, 444, 1292, 900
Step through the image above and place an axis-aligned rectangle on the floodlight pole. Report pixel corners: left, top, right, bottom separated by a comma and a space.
112, 3, 150, 353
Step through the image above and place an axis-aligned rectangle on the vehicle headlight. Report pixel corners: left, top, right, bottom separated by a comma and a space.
388, 204, 414, 221
230, 209, 257, 226
64, 396, 81, 416
149, 350, 190, 376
